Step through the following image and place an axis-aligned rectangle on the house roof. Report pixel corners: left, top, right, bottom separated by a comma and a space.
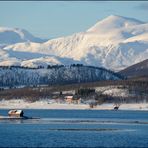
8, 110, 23, 114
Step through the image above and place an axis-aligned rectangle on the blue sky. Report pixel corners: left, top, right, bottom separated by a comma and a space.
0, 1, 147, 39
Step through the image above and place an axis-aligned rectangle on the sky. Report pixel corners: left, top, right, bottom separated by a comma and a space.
0, 1, 147, 39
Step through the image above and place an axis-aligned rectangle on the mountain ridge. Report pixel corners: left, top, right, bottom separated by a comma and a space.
0, 26, 47, 46
0, 15, 148, 71
0, 65, 122, 87
119, 59, 148, 78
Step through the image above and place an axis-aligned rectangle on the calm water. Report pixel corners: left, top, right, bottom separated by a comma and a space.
0, 109, 148, 147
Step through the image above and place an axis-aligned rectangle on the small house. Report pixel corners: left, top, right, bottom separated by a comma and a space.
65, 96, 73, 104
8, 110, 24, 117
65, 96, 81, 104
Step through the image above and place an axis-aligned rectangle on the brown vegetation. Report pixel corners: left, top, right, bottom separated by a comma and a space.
0, 79, 148, 103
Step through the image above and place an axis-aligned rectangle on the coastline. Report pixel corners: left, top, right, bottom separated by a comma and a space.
0, 99, 148, 111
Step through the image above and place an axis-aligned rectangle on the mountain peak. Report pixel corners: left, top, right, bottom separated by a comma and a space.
106, 14, 144, 23
0, 15, 148, 71
0, 26, 46, 45
87, 15, 144, 33
107, 14, 125, 19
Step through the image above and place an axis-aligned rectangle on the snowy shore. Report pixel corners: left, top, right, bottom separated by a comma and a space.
0, 99, 148, 110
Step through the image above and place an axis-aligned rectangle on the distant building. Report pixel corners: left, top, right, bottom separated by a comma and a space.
65, 96, 73, 104
8, 110, 24, 117
65, 96, 81, 104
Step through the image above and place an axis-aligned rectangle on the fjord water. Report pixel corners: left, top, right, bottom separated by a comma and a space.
0, 109, 148, 147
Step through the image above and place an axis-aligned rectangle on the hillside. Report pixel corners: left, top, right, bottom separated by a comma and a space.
0, 15, 148, 71
0, 65, 122, 88
119, 59, 148, 78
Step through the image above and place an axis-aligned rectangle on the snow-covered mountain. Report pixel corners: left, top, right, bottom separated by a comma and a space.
0, 27, 46, 47
1, 15, 148, 71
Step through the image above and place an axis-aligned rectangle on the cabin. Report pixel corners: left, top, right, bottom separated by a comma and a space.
8, 110, 24, 117
65, 96, 81, 104
65, 96, 73, 104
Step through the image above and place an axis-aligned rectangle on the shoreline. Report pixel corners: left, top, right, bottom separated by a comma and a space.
0, 99, 148, 111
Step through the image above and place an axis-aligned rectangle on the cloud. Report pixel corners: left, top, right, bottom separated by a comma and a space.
136, 3, 148, 10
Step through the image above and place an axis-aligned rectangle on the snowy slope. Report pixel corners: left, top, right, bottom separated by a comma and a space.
0, 48, 80, 68
1, 15, 148, 71
0, 66, 122, 87
0, 27, 46, 47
